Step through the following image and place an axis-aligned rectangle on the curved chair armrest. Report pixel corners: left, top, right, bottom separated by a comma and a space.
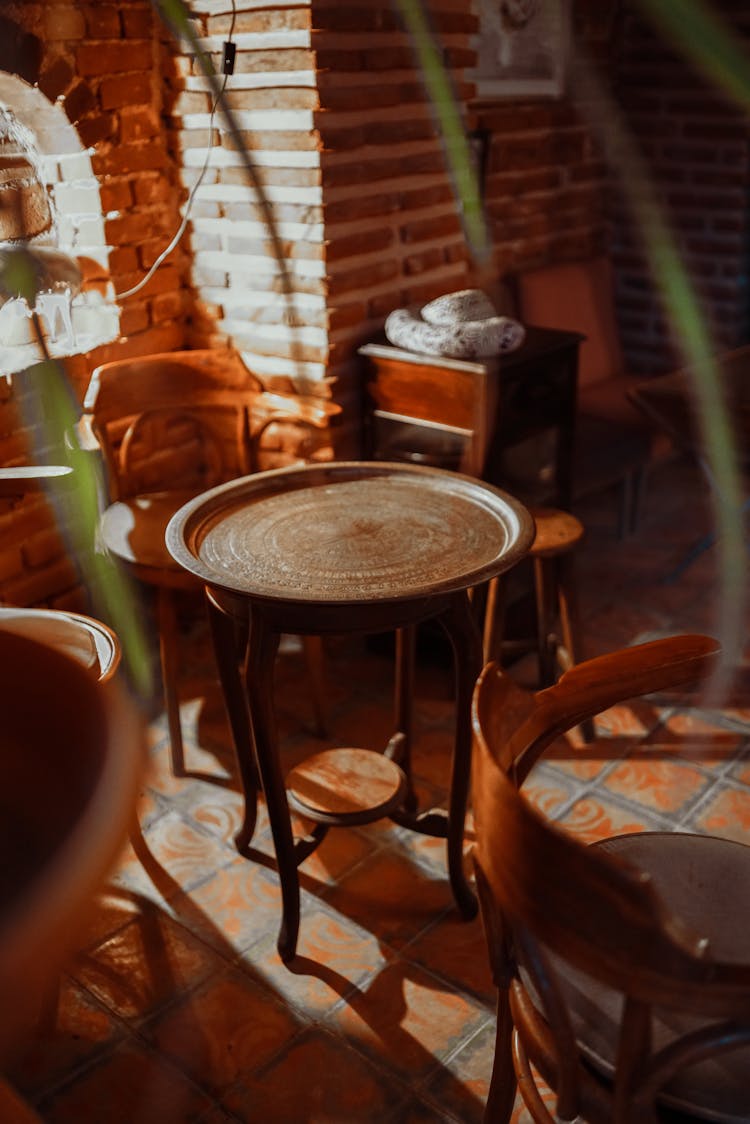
250, 391, 342, 430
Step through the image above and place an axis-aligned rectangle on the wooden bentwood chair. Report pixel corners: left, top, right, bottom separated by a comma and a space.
83, 348, 339, 775
472, 635, 750, 1123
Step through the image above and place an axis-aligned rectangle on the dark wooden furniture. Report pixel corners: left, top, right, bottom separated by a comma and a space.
628, 344, 750, 579
84, 348, 339, 774
471, 634, 750, 1124
0, 630, 144, 1063
483, 506, 586, 688
167, 460, 533, 962
516, 256, 671, 535
359, 325, 582, 509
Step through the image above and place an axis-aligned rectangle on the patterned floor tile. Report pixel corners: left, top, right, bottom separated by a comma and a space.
222, 1027, 408, 1123
37, 1042, 214, 1124
687, 784, 750, 842
145, 966, 303, 1096
329, 959, 488, 1084
167, 856, 290, 959
602, 757, 711, 814
14, 456, 750, 1122
241, 904, 394, 1019
555, 796, 664, 843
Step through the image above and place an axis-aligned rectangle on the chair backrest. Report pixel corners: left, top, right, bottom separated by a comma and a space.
516, 256, 625, 388
0, 630, 143, 1061
471, 635, 750, 1120
85, 349, 262, 501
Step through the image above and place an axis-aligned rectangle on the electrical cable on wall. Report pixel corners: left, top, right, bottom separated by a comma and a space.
115, 0, 237, 301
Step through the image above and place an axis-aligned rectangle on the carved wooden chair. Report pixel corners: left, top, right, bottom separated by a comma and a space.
83, 348, 339, 774
472, 635, 750, 1123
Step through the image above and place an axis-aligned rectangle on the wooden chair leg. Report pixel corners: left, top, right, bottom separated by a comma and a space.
157, 586, 185, 776
557, 556, 595, 742
302, 635, 327, 738
533, 558, 557, 688
483, 575, 507, 665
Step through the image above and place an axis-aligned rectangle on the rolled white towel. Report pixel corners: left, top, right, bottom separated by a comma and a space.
421, 289, 498, 325
385, 305, 525, 359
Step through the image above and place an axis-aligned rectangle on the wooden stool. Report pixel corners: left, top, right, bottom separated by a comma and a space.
0, 607, 121, 682
483, 506, 586, 688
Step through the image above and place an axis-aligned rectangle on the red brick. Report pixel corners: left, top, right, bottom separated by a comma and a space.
92, 142, 169, 176
99, 180, 134, 211
132, 175, 179, 206
208, 8, 310, 34
150, 291, 187, 323
328, 259, 399, 295
22, 527, 67, 569
401, 214, 462, 243
122, 7, 153, 38
2, 556, 80, 608
77, 41, 152, 77
38, 56, 76, 101
85, 5, 122, 37
0, 545, 24, 584
404, 247, 443, 275
326, 228, 395, 261
45, 6, 86, 40
120, 107, 160, 143
118, 304, 150, 335
99, 72, 152, 109
77, 113, 118, 147
107, 245, 139, 275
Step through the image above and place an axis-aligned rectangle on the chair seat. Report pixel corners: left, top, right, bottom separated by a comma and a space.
0, 607, 120, 681
100, 493, 197, 579
557, 832, 750, 1122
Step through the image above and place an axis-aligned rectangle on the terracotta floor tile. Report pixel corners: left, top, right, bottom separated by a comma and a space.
7, 977, 123, 1098
329, 959, 488, 1083
522, 766, 579, 819
324, 848, 455, 951
14, 457, 750, 1123
403, 913, 495, 1007
223, 1027, 407, 1123
145, 966, 303, 1096
688, 784, 750, 842
115, 812, 237, 903
555, 796, 664, 844
241, 905, 394, 1019
421, 1020, 496, 1124
603, 758, 711, 814
168, 856, 289, 959
70, 912, 225, 1024
38, 1042, 214, 1124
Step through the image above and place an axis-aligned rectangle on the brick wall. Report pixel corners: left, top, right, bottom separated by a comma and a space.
612, 1, 750, 372
2, 0, 747, 609
0, 0, 186, 609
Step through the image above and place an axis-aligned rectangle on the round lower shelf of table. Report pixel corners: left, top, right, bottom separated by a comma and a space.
286, 747, 408, 826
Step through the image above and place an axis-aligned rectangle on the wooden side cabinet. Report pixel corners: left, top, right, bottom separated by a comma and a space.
359, 326, 582, 508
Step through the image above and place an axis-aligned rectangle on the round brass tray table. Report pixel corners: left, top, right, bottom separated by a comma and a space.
167, 460, 533, 962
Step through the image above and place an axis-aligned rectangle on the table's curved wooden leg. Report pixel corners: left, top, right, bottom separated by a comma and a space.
245, 607, 300, 963
205, 591, 259, 851
438, 590, 482, 919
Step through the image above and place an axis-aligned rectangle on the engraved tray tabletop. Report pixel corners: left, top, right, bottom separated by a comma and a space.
166, 461, 533, 606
